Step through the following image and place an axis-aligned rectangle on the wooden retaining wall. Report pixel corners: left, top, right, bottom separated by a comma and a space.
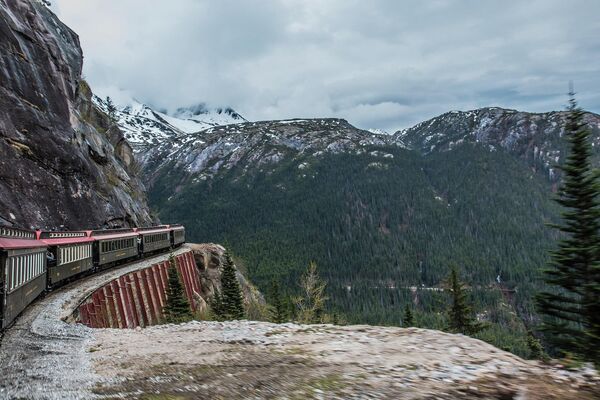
76, 251, 200, 328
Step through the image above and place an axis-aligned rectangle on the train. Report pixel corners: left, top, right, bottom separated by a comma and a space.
0, 224, 185, 329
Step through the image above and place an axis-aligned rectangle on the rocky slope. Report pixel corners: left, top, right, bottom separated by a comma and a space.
393, 107, 600, 181
93, 95, 246, 151
141, 118, 390, 187
0, 0, 153, 229
188, 242, 266, 318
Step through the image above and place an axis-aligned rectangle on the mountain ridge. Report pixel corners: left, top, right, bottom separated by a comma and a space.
93, 95, 247, 150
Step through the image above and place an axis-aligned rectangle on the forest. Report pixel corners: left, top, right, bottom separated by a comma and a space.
150, 140, 564, 357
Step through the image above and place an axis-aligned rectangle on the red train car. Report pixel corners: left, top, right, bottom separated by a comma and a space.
0, 227, 47, 329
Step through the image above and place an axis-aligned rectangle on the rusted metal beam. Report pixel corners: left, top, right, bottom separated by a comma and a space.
146, 267, 162, 322
132, 272, 149, 327
141, 268, 158, 325
121, 275, 138, 328
112, 279, 128, 329
104, 283, 119, 329
79, 302, 90, 326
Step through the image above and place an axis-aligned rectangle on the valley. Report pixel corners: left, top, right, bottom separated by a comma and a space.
130, 106, 600, 357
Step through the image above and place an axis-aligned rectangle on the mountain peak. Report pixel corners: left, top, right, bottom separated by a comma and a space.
93, 95, 247, 148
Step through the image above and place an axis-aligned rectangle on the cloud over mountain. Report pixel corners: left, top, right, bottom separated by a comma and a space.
51, 0, 600, 132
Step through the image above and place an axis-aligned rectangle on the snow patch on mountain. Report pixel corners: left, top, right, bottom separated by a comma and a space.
93, 95, 246, 148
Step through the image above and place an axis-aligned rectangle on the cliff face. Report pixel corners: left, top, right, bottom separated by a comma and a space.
188, 243, 266, 318
0, 0, 152, 229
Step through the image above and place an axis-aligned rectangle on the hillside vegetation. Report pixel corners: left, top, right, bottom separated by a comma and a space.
150, 140, 563, 356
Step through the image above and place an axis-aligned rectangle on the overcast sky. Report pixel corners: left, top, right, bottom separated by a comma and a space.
51, 0, 600, 132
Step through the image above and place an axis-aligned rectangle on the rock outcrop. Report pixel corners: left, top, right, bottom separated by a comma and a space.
0, 0, 153, 229
188, 243, 266, 317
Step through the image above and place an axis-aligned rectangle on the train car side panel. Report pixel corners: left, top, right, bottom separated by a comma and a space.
48, 243, 93, 286
141, 231, 171, 254
171, 226, 185, 246
97, 237, 138, 266
1, 248, 47, 329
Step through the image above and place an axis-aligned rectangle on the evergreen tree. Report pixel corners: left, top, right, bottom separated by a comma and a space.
220, 251, 245, 320
210, 289, 225, 321
105, 96, 117, 121
163, 254, 192, 324
446, 267, 483, 335
269, 279, 288, 323
403, 304, 414, 327
526, 330, 546, 360
536, 93, 600, 365
295, 262, 328, 324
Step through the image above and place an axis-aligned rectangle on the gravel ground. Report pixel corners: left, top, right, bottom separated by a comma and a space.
91, 321, 599, 399
1, 245, 598, 399
0, 248, 190, 400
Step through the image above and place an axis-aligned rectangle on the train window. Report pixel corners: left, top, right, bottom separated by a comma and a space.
16, 257, 20, 288
9, 259, 14, 290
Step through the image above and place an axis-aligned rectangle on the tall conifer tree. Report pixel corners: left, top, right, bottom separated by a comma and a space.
163, 254, 192, 324
403, 304, 414, 327
269, 279, 288, 323
536, 93, 600, 364
220, 251, 245, 320
446, 267, 483, 335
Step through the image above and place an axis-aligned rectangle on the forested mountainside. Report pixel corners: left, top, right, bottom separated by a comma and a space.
0, 0, 153, 229
139, 109, 600, 356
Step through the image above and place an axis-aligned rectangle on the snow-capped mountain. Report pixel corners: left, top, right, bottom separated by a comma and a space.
391, 107, 600, 181
141, 118, 391, 182
93, 95, 246, 149
137, 106, 600, 188
367, 128, 390, 135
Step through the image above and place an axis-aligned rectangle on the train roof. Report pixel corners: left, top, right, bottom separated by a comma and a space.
91, 228, 135, 236
37, 230, 94, 245
90, 231, 139, 240
135, 227, 171, 235
0, 227, 47, 250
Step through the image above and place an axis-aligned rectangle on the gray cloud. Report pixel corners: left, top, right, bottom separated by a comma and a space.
52, 0, 600, 132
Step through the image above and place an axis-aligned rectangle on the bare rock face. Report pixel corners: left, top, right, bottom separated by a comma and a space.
0, 0, 153, 229
187, 243, 266, 315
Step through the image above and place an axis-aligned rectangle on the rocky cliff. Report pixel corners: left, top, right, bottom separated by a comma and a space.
188, 243, 266, 319
0, 0, 152, 229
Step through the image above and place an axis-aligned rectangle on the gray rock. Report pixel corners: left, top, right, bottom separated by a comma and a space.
0, 0, 153, 229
